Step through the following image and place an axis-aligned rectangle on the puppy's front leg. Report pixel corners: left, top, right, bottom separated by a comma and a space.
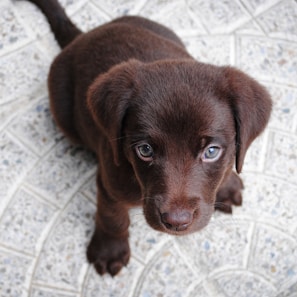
87, 178, 130, 276
215, 172, 244, 213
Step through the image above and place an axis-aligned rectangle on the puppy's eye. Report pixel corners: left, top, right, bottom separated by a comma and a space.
136, 144, 154, 161
202, 146, 222, 162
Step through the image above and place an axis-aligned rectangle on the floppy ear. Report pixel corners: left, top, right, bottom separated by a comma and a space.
221, 67, 272, 173
87, 60, 141, 166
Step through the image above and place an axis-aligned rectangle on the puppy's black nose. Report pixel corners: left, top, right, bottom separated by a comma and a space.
161, 210, 193, 232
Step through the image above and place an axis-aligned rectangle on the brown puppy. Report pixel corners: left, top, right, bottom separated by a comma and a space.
27, 0, 272, 276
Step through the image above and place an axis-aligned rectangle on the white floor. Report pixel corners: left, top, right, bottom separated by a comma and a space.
0, 0, 297, 296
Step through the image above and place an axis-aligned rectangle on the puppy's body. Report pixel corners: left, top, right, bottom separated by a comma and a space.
50, 16, 191, 149
27, 0, 272, 276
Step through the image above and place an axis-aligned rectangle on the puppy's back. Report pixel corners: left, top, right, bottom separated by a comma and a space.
110, 16, 186, 49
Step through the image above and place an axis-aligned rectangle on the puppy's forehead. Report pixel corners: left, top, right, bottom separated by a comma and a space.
134, 84, 234, 140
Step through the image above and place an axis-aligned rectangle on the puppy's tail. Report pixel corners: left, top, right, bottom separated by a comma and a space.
27, 0, 81, 48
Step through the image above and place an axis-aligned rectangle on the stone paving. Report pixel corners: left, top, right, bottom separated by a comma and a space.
0, 0, 297, 296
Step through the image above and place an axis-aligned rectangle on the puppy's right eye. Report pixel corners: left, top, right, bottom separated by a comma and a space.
135, 144, 154, 162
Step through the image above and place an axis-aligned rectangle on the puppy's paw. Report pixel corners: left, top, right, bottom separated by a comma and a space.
87, 229, 130, 276
215, 172, 244, 213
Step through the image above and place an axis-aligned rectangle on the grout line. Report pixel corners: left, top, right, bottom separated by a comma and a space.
30, 282, 79, 295
0, 242, 35, 258
4, 130, 40, 159
22, 182, 63, 209
207, 268, 278, 293
173, 238, 204, 278
125, 257, 146, 297
79, 190, 97, 206
66, 0, 88, 17
203, 278, 226, 297
258, 129, 270, 172
130, 0, 148, 14
184, 0, 211, 35
89, 2, 115, 19
243, 221, 256, 269
239, 0, 282, 18
12, 0, 38, 39
7, 128, 44, 158
131, 240, 173, 297
230, 34, 236, 66
255, 221, 297, 243
237, 0, 268, 37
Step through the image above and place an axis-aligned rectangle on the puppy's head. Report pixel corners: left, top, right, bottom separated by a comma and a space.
88, 59, 272, 235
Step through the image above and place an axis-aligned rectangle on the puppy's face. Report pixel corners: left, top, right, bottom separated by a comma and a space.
123, 67, 236, 234
87, 59, 272, 235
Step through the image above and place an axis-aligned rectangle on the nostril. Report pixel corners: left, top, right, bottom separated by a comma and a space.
161, 210, 193, 232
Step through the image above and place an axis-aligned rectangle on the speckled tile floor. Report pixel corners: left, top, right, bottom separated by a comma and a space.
0, 0, 297, 296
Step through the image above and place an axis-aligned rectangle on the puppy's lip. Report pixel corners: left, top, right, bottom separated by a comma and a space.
163, 222, 189, 232
160, 227, 193, 236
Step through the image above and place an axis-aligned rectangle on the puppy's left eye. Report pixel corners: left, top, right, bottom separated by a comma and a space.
136, 144, 154, 162
202, 146, 222, 162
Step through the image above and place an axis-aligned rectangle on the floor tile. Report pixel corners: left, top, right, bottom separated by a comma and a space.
82, 258, 143, 297
188, 0, 250, 33
33, 193, 95, 291
0, 250, 34, 297
0, 0, 32, 54
25, 140, 96, 206
0, 44, 50, 104
0, 131, 37, 213
248, 224, 297, 287
0, 187, 58, 255
183, 35, 232, 65
264, 132, 297, 183
237, 36, 297, 85
214, 271, 276, 297
257, 0, 297, 41
240, 0, 280, 15
8, 96, 62, 156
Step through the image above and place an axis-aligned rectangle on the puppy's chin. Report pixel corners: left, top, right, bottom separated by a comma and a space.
142, 200, 214, 236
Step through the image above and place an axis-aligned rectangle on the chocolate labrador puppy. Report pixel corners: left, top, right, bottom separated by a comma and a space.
27, 0, 272, 276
